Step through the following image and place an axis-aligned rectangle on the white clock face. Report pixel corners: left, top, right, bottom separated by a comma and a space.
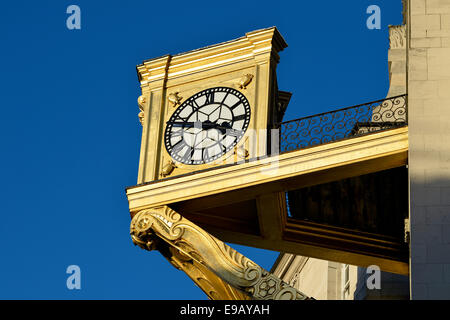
164, 87, 251, 165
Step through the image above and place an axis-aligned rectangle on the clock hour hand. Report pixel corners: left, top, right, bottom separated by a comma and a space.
166, 121, 196, 128
203, 121, 239, 134
214, 122, 243, 136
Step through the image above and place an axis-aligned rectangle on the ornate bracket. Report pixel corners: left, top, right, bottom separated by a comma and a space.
160, 160, 177, 177
168, 92, 183, 107
137, 95, 146, 126
130, 206, 310, 300
236, 145, 249, 159
238, 74, 254, 89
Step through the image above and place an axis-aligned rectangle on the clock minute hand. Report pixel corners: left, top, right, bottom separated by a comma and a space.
202, 121, 232, 134
167, 121, 211, 128
166, 121, 217, 130
166, 121, 239, 135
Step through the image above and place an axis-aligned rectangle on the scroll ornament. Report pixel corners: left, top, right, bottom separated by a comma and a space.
130, 206, 310, 300
137, 95, 146, 126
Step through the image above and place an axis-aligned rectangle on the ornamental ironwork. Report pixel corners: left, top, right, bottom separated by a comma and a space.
279, 94, 407, 153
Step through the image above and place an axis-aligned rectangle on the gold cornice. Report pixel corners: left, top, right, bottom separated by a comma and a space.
136, 27, 287, 86
137, 55, 171, 87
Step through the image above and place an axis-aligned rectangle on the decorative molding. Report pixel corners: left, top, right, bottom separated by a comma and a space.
130, 206, 310, 300
137, 95, 146, 126
238, 74, 254, 89
136, 27, 286, 86
160, 160, 177, 177
389, 25, 406, 49
236, 145, 249, 159
136, 55, 171, 87
168, 92, 183, 107
289, 272, 299, 287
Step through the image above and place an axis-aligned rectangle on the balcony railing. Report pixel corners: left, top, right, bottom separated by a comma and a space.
279, 94, 407, 153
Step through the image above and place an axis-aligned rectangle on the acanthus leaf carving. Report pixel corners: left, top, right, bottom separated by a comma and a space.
130, 206, 310, 300
389, 25, 406, 49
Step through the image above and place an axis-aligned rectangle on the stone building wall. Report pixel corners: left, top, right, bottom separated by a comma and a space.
271, 254, 409, 300
408, 0, 450, 299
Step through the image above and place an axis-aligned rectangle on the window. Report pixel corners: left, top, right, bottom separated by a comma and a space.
342, 264, 350, 299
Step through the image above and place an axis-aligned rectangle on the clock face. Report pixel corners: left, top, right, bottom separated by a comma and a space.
164, 87, 251, 165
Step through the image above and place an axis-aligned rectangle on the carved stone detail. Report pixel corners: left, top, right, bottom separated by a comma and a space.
236, 145, 249, 159
238, 74, 254, 89
137, 95, 146, 126
160, 160, 176, 177
130, 206, 310, 300
166, 246, 250, 300
389, 25, 406, 49
168, 92, 182, 107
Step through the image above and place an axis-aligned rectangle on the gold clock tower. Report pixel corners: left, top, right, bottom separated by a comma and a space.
135, 27, 290, 182
128, 27, 309, 300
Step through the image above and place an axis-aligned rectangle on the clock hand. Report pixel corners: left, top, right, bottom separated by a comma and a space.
167, 120, 218, 130
166, 121, 196, 127
213, 122, 243, 135
167, 121, 240, 135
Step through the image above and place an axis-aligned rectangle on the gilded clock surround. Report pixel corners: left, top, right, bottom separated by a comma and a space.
135, 27, 288, 183
160, 74, 256, 177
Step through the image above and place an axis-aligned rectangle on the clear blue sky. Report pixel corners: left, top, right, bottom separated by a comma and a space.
0, 1, 402, 299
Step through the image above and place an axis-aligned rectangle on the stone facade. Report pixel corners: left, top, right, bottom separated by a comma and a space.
408, 0, 450, 299
271, 254, 409, 300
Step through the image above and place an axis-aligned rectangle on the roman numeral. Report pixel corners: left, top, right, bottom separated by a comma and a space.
217, 141, 227, 154
187, 99, 200, 112
230, 101, 242, 110
171, 129, 183, 138
171, 140, 186, 155
174, 115, 189, 123
226, 128, 242, 137
233, 114, 246, 121
202, 148, 209, 161
204, 91, 215, 105
181, 147, 193, 163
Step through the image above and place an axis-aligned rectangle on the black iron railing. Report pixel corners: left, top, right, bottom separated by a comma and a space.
279, 94, 407, 153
